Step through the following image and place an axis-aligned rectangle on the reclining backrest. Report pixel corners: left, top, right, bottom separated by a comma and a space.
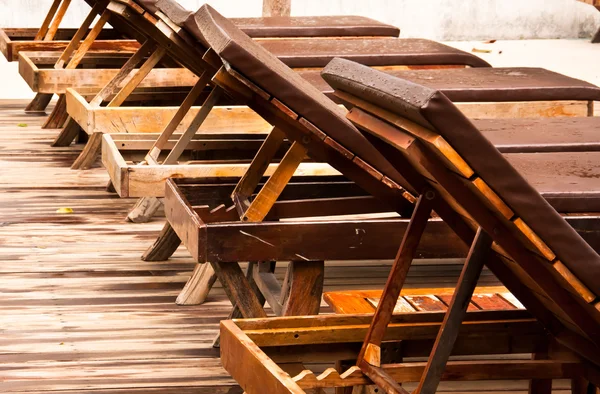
185, 4, 416, 190
321, 57, 600, 340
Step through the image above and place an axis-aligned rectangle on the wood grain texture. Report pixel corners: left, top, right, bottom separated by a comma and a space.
0, 100, 580, 393
35, 0, 63, 40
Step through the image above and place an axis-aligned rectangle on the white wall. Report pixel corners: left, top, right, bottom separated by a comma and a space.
0, 0, 598, 39
0, 0, 598, 98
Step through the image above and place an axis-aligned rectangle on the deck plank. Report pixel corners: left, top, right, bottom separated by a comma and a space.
0, 100, 552, 394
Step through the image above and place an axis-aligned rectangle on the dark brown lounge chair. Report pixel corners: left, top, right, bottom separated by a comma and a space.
149, 4, 600, 325
58, 0, 490, 170
137, 0, 401, 38
318, 57, 600, 392
148, 5, 600, 393
126, 0, 489, 68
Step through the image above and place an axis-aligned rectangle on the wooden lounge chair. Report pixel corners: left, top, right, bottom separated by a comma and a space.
211, 58, 600, 391
0, 0, 138, 63
52, 0, 495, 223
5, 0, 144, 114
71, 66, 599, 145
51, 0, 482, 176
17, 0, 402, 123
155, 114, 600, 307
126, 8, 600, 391
0, 0, 134, 62
97, 1, 600, 225
144, 3, 600, 326
30, 0, 459, 130
101, 66, 600, 203
307, 58, 600, 393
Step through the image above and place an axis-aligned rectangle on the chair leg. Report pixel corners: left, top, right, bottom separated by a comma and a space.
211, 261, 267, 319
212, 262, 267, 347
415, 228, 492, 394
356, 192, 435, 394
35, 0, 63, 40
127, 197, 163, 223
282, 261, 324, 316
43, 95, 68, 129
358, 192, 435, 363
141, 223, 181, 261
571, 376, 595, 394
71, 132, 102, 170
529, 347, 552, 394
177, 264, 218, 306
51, 117, 80, 147
25, 93, 53, 114
106, 181, 116, 193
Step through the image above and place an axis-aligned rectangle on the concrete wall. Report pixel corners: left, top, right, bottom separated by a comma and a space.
1, 0, 598, 39
0, 0, 598, 98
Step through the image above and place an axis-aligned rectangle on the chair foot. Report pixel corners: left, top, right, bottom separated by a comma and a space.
141, 223, 181, 261
52, 117, 81, 147
127, 197, 163, 223
71, 132, 102, 170
282, 261, 324, 316
177, 264, 218, 306
25, 93, 53, 114
43, 94, 68, 129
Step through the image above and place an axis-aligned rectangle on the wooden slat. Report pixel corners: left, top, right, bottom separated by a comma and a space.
44, 0, 72, 41
35, 0, 63, 40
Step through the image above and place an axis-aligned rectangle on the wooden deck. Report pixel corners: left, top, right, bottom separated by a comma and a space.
0, 100, 573, 393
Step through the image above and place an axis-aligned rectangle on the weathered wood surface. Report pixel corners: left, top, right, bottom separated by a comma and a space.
5, 100, 576, 393
0, 27, 137, 62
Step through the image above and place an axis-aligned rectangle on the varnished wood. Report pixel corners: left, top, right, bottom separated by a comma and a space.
243, 142, 308, 222
4, 95, 587, 394
126, 76, 218, 223
44, 93, 69, 130
45, 5, 111, 129
147, 73, 211, 160
44, 0, 72, 41
358, 193, 435, 364
211, 262, 267, 319
70, 131, 103, 170
232, 127, 287, 216
282, 261, 324, 316
24, 93, 53, 114
416, 228, 492, 394
64, 10, 111, 70
90, 40, 158, 107
35, 0, 63, 40
107, 46, 167, 108
43, 7, 110, 130
141, 223, 181, 261
177, 263, 218, 305
53, 118, 82, 149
